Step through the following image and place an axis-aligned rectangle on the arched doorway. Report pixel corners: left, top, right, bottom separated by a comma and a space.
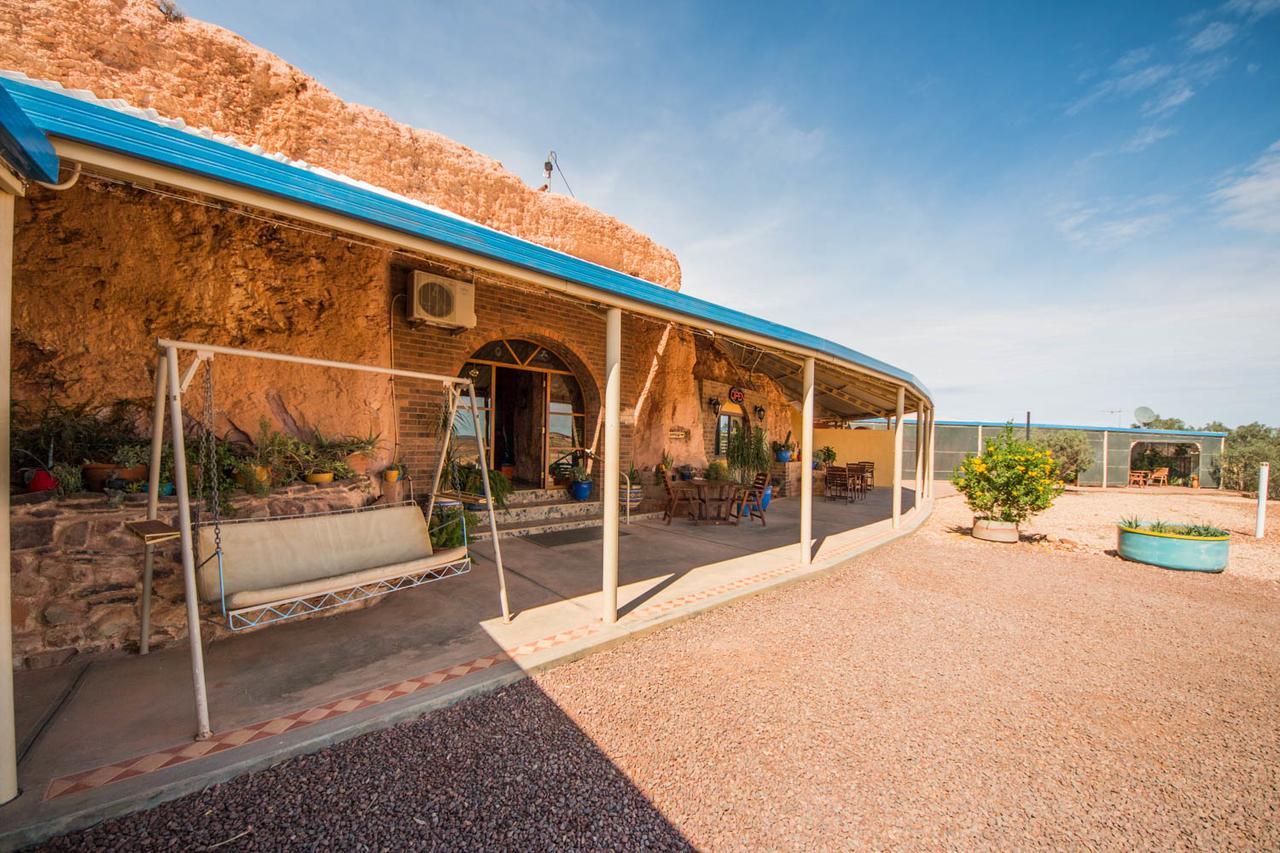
458, 339, 588, 489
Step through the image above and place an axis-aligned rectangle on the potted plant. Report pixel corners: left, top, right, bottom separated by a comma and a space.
621, 462, 644, 510
384, 460, 406, 483
570, 464, 593, 501
103, 443, 150, 490
706, 460, 729, 481
656, 450, 673, 478
1116, 518, 1229, 572
771, 432, 795, 463
816, 446, 837, 469
339, 432, 380, 477
951, 425, 1064, 543
461, 464, 514, 510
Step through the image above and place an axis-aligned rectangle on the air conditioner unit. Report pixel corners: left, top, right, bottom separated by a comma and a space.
408, 271, 476, 329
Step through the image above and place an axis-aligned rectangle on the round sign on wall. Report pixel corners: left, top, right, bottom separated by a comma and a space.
727, 386, 745, 404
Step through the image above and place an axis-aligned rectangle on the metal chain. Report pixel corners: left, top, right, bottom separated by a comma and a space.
202, 358, 223, 554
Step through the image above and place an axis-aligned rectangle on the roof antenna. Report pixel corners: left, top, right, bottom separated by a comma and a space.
540, 150, 575, 197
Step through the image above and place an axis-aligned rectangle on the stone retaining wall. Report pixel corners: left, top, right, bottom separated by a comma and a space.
10, 478, 377, 670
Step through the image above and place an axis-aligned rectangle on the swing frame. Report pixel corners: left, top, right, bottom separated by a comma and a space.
137, 339, 510, 741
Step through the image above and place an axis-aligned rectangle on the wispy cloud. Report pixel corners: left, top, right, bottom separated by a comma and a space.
1121, 124, 1176, 152
1213, 139, 1280, 233
1187, 21, 1237, 52
714, 100, 825, 163
1224, 0, 1280, 21
1053, 195, 1177, 247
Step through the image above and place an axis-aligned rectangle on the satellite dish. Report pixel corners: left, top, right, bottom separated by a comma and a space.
1134, 406, 1155, 426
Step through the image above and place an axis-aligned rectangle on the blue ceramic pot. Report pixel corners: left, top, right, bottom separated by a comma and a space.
570, 480, 593, 501
759, 484, 773, 511
1117, 524, 1229, 572
775, 450, 792, 463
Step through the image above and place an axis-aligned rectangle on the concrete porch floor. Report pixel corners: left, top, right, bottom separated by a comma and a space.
2, 486, 929, 846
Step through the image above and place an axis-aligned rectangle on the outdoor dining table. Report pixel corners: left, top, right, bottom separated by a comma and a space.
687, 478, 745, 524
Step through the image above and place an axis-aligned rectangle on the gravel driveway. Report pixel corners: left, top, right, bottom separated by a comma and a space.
41, 491, 1280, 850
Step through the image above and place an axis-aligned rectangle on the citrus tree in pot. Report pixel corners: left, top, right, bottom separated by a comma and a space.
952, 425, 1064, 542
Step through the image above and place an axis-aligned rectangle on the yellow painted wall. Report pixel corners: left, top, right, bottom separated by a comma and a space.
788, 411, 897, 480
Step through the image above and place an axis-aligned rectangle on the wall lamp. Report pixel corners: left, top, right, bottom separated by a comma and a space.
753, 405, 766, 422
708, 396, 722, 416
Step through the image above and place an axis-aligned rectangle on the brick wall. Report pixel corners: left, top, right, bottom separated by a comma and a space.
388, 261, 649, 486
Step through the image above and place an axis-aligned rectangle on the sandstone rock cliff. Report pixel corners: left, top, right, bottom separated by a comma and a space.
0, 0, 681, 288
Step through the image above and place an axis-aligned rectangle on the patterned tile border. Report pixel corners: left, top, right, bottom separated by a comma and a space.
43, 519, 906, 801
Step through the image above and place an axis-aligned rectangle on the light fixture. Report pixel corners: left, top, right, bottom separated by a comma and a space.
753, 405, 766, 422
708, 396, 722, 416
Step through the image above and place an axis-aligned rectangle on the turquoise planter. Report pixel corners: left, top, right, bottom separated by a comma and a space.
570, 480, 592, 501
1116, 525, 1229, 573
775, 450, 792, 463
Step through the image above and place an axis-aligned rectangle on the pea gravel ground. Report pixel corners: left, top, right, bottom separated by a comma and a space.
40, 489, 1280, 850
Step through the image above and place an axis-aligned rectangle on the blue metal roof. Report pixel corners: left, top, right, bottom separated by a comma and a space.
935, 420, 1227, 438
0, 84, 60, 183
0, 75, 928, 399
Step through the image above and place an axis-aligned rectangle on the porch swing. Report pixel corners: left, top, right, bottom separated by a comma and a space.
128, 339, 511, 740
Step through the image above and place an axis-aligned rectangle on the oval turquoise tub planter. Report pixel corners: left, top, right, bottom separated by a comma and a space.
775, 450, 792, 463
1116, 524, 1229, 573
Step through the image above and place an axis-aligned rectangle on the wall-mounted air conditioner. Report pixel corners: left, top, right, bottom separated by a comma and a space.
408, 271, 476, 329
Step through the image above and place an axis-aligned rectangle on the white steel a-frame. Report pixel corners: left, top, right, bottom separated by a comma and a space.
142, 338, 510, 740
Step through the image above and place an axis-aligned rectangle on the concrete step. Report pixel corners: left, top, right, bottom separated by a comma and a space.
505, 487, 575, 506
493, 498, 601, 525
471, 510, 663, 541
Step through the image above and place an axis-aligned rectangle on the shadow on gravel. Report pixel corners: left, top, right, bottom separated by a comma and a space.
38, 680, 693, 852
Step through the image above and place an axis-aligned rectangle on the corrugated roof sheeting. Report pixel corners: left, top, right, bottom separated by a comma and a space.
0, 84, 59, 183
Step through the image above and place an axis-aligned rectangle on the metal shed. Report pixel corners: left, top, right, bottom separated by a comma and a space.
889, 420, 1227, 488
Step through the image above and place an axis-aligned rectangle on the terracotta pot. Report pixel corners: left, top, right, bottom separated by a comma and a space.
82, 462, 148, 491
972, 518, 1019, 543
305, 471, 334, 484
383, 469, 401, 483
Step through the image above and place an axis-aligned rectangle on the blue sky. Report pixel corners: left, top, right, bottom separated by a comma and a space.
183, 0, 1279, 427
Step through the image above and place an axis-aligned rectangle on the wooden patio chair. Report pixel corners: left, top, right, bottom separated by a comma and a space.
1146, 467, 1169, 487
824, 467, 851, 504
731, 473, 769, 527
857, 461, 874, 491
1128, 470, 1149, 488
848, 463, 868, 502
663, 476, 698, 524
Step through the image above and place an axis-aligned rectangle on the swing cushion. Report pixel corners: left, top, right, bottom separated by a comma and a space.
195, 504, 461, 606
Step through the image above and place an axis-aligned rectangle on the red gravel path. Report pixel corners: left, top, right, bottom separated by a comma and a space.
41, 493, 1280, 850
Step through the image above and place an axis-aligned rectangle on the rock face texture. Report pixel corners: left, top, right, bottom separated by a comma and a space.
0, 0, 681, 289
13, 180, 395, 444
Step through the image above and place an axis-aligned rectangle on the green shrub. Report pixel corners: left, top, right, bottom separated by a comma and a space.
727, 425, 771, 483
951, 425, 1064, 524
817, 445, 837, 467
1032, 430, 1092, 484
706, 461, 728, 481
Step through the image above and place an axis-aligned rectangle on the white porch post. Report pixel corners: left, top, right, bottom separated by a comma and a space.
1101, 430, 1109, 489
602, 308, 621, 623
800, 357, 815, 565
927, 406, 937, 497
0, 191, 18, 803
892, 387, 905, 528
913, 405, 923, 509
164, 346, 212, 739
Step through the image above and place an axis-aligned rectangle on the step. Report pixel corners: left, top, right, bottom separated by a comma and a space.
493, 498, 601, 525
505, 487, 575, 506
471, 510, 663, 542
